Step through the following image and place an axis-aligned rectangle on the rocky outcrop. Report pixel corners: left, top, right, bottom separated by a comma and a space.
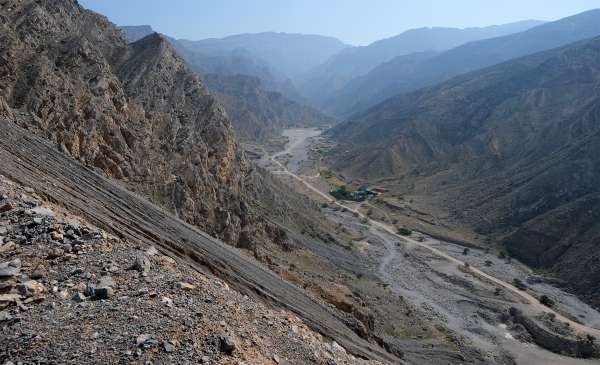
507, 308, 600, 358
0, 0, 297, 248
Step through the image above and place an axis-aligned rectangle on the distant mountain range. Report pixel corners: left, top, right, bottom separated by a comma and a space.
326, 33, 600, 306
297, 20, 545, 114
121, 26, 336, 141
324, 9, 600, 117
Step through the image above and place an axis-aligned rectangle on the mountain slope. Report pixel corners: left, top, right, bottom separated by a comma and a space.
326, 36, 600, 305
0, 0, 338, 258
0, 120, 396, 363
120, 25, 333, 141
299, 20, 544, 111
204, 74, 334, 142
329, 9, 600, 117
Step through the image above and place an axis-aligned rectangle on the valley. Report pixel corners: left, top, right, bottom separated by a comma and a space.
3, 1, 600, 363
258, 127, 600, 364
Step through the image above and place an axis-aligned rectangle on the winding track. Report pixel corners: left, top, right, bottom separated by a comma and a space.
269, 131, 600, 340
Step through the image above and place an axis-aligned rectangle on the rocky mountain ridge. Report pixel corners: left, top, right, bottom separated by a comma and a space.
324, 8, 600, 117
298, 20, 545, 114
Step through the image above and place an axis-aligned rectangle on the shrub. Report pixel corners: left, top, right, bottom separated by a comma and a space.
397, 228, 412, 236
513, 278, 527, 290
539, 295, 555, 308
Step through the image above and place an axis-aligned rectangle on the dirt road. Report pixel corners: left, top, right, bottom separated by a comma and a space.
270, 129, 600, 340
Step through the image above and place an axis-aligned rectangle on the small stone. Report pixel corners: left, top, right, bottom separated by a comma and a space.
161, 296, 173, 307
62, 243, 73, 253
50, 231, 64, 241
201, 356, 210, 364
98, 276, 115, 288
72, 292, 86, 302
178, 282, 196, 291
219, 320, 226, 327
220, 332, 236, 355
145, 246, 159, 256
273, 354, 280, 364
16, 280, 45, 297
131, 254, 150, 276
136, 334, 158, 349
0, 258, 21, 277
0, 311, 13, 322
163, 341, 175, 353
0, 202, 14, 213
32, 217, 43, 225
47, 248, 64, 259
94, 287, 114, 299
0, 241, 14, 254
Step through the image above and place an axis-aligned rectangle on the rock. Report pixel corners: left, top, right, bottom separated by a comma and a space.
331, 341, 346, 355
16, 280, 45, 297
0, 293, 23, 303
136, 334, 158, 349
220, 332, 236, 355
161, 297, 173, 307
94, 287, 114, 299
145, 246, 159, 256
163, 340, 175, 353
47, 248, 64, 259
0, 202, 14, 213
273, 354, 281, 364
177, 282, 196, 291
0, 258, 21, 277
32, 217, 43, 225
131, 254, 150, 276
30, 206, 54, 217
201, 356, 210, 364
98, 275, 116, 288
84, 284, 96, 298
50, 231, 64, 241
72, 292, 86, 303
62, 243, 73, 253
0, 241, 14, 254
0, 310, 13, 322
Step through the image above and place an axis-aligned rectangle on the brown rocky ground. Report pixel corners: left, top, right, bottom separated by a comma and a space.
0, 175, 383, 365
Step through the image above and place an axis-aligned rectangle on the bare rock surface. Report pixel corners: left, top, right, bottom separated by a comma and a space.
0, 175, 385, 364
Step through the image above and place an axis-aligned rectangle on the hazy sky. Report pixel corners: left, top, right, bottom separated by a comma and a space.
80, 0, 600, 45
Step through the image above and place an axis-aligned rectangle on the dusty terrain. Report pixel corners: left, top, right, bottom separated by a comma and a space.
0, 175, 384, 365
261, 127, 600, 364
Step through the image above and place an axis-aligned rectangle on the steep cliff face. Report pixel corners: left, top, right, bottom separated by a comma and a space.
0, 0, 285, 247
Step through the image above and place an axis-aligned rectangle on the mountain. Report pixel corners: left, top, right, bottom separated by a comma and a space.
121, 25, 303, 101
326, 35, 600, 306
299, 20, 544, 111
182, 32, 348, 78
120, 26, 335, 141
0, 0, 341, 256
328, 9, 600, 117
204, 74, 334, 142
